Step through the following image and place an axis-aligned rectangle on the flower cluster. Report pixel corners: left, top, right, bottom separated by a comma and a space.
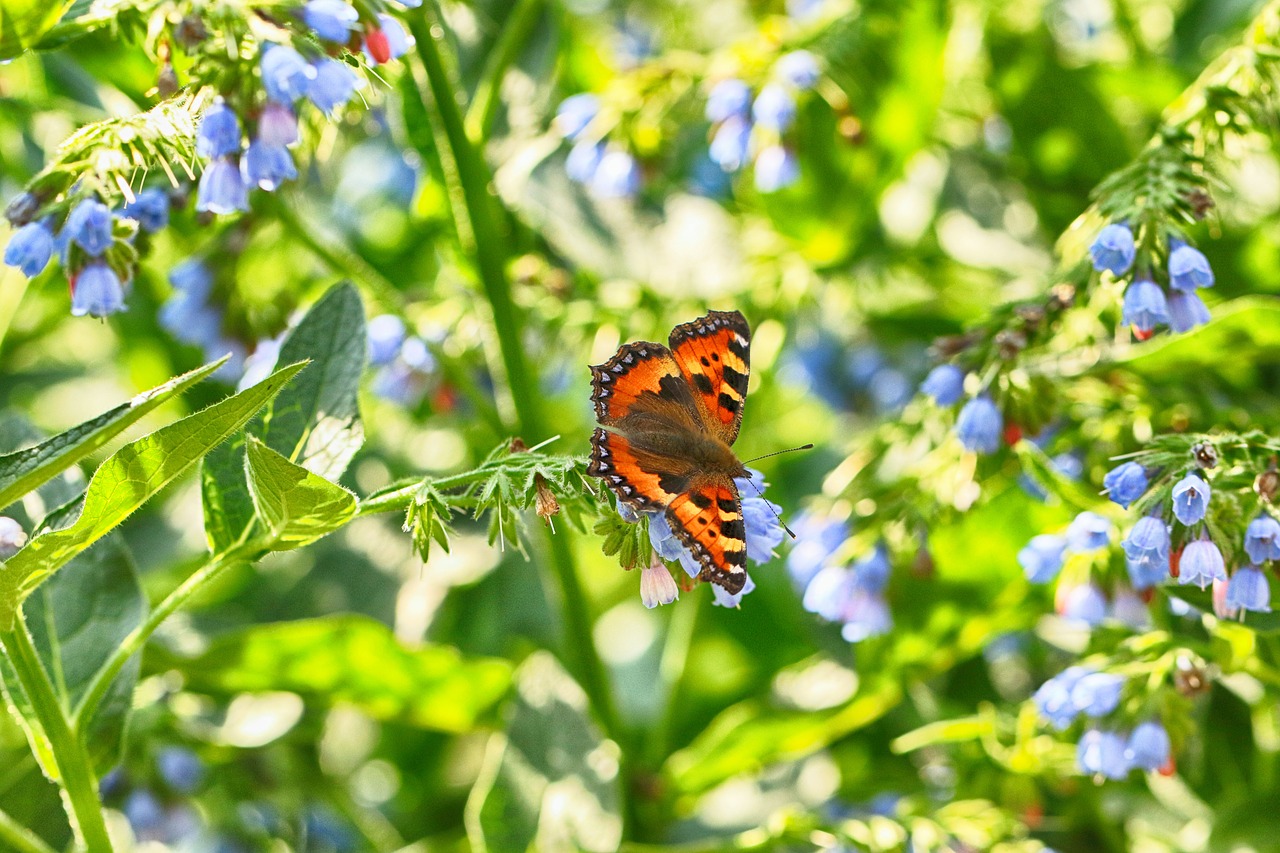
703, 50, 821, 193
555, 94, 643, 199
784, 512, 893, 643
1089, 222, 1215, 339
920, 364, 1010, 455
1032, 666, 1171, 778
622, 468, 785, 609
2, 0, 412, 320
159, 260, 245, 380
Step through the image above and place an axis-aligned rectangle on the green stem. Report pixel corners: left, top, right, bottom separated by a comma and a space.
463, 0, 545, 143
73, 548, 249, 730
405, 6, 619, 741
0, 621, 112, 852
0, 806, 57, 853
650, 591, 701, 766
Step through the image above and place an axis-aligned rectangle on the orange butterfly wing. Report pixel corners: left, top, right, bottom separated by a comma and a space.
666, 482, 748, 593
667, 310, 751, 445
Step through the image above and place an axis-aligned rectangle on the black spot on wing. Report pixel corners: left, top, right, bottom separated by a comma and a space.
718, 393, 740, 414
693, 373, 714, 394
690, 492, 713, 509
658, 473, 689, 495
656, 372, 688, 402
723, 365, 748, 395
717, 498, 737, 514
722, 518, 745, 541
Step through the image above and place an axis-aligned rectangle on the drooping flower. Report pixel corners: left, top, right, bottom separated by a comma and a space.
196, 100, 242, 159
261, 45, 314, 104
802, 561, 893, 641
1126, 552, 1168, 591
169, 259, 213, 300
1226, 565, 1271, 614
70, 261, 126, 318
1171, 473, 1210, 525
1103, 461, 1148, 508
955, 395, 1002, 454
1167, 290, 1210, 333
775, 50, 820, 90
1121, 278, 1168, 336
1244, 515, 1280, 563
741, 493, 785, 563
65, 198, 115, 256
705, 79, 751, 123
712, 573, 755, 609
1061, 583, 1107, 627
1089, 223, 1136, 276
1066, 511, 1112, 552
639, 556, 679, 608
555, 93, 600, 141
1018, 534, 1067, 583
1069, 671, 1125, 717
3, 219, 54, 277
1123, 516, 1169, 563
121, 188, 169, 233
1168, 240, 1214, 291
258, 102, 300, 148
0, 517, 27, 559
1125, 720, 1171, 772
1178, 538, 1226, 589
709, 116, 752, 172
1034, 666, 1090, 729
303, 0, 358, 42
243, 141, 297, 191
785, 512, 848, 588
920, 364, 965, 405
196, 157, 250, 214
566, 140, 605, 184
307, 58, 360, 116
1078, 729, 1130, 779
754, 145, 799, 192
590, 150, 641, 198
752, 84, 797, 132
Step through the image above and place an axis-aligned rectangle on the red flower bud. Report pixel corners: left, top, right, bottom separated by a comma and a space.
1133, 326, 1155, 342
1003, 422, 1023, 446
366, 28, 391, 64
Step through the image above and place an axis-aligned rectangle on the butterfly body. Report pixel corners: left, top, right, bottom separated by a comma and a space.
587, 310, 753, 594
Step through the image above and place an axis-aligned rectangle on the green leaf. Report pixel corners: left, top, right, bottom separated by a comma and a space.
145, 616, 511, 733
0, 359, 225, 513
0, 362, 304, 630
202, 283, 366, 552
465, 652, 623, 853
1118, 297, 1280, 386
0, 0, 74, 59
243, 435, 356, 550
25, 535, 144, 774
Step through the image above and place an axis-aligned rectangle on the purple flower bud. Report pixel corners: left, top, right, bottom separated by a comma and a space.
565, 140, 605, 184
1103, 461, 1147, 508
196, 100, 242, 159
1062, 583, 1107, 627
639, 559, 679, 608
1121, 278, 1169, 335
776, 50, 820, 90
1018, 534, 1067, 583
3, 219, 54, 277
121, 188, 169, 233
754, 145, 799, 192
261, 45, 314, 104
705, 79, 751, 123
921, 364, 965, 405
752, 84, 796, 131
242, 142, 297, 191
1070, 670, 1124, 716
1122, 516, 1169, 561
955, 395, 1002, 454
555, 94, 600, 141
1089, 223, 1135, 276
1125, 720, 1170, 772
307, 58, 360, 116
367, 314, 406, 366
1226, 565, 1271, 613
258, 102, 299, 147
1066, 511, 1112, 551
5, 192, 39, 226
590, 150, 641, 199
197, 157, 250, 214
71, 261, 126, 318
1167, 290, 1210, 333
1171, 473, 1210, 525
709, 115, 752, 172
1245, 515, 1280, 563
1078, 729, 1130, 779
0, 517, 27, 559
303, 0, 358, 41
1168, 240, 1214, 291
712, 572, 756, 608
65, 199, 115, 256
1178, 538, 1226, 589
851, 543, 891, 592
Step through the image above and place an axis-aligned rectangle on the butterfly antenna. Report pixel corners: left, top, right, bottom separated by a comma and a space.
743, 444, 814, 465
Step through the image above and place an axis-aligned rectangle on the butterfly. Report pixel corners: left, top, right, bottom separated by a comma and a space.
587, 310, 753, 594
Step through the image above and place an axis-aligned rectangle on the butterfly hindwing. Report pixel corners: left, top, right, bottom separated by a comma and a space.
668, 310, 751, 445
665, 480, 748, 594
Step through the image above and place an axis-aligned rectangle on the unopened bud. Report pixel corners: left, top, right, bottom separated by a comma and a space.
157, 63, 179, 98
175, 15, 207, 48
1257, 468, 1279, 502
1047, 283, 1076, 312
5, 192, 39, 226
534, 475, 560, 528
1191, 441, 1218, 470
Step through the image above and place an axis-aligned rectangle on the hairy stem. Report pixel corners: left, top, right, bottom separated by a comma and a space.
0, 621, 113, 852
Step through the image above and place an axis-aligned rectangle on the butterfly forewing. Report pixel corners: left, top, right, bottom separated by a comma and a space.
667, 310, 751, 445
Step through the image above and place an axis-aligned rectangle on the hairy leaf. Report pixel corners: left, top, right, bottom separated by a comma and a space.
0, 0, 75, 60
244, 436, 356, 550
